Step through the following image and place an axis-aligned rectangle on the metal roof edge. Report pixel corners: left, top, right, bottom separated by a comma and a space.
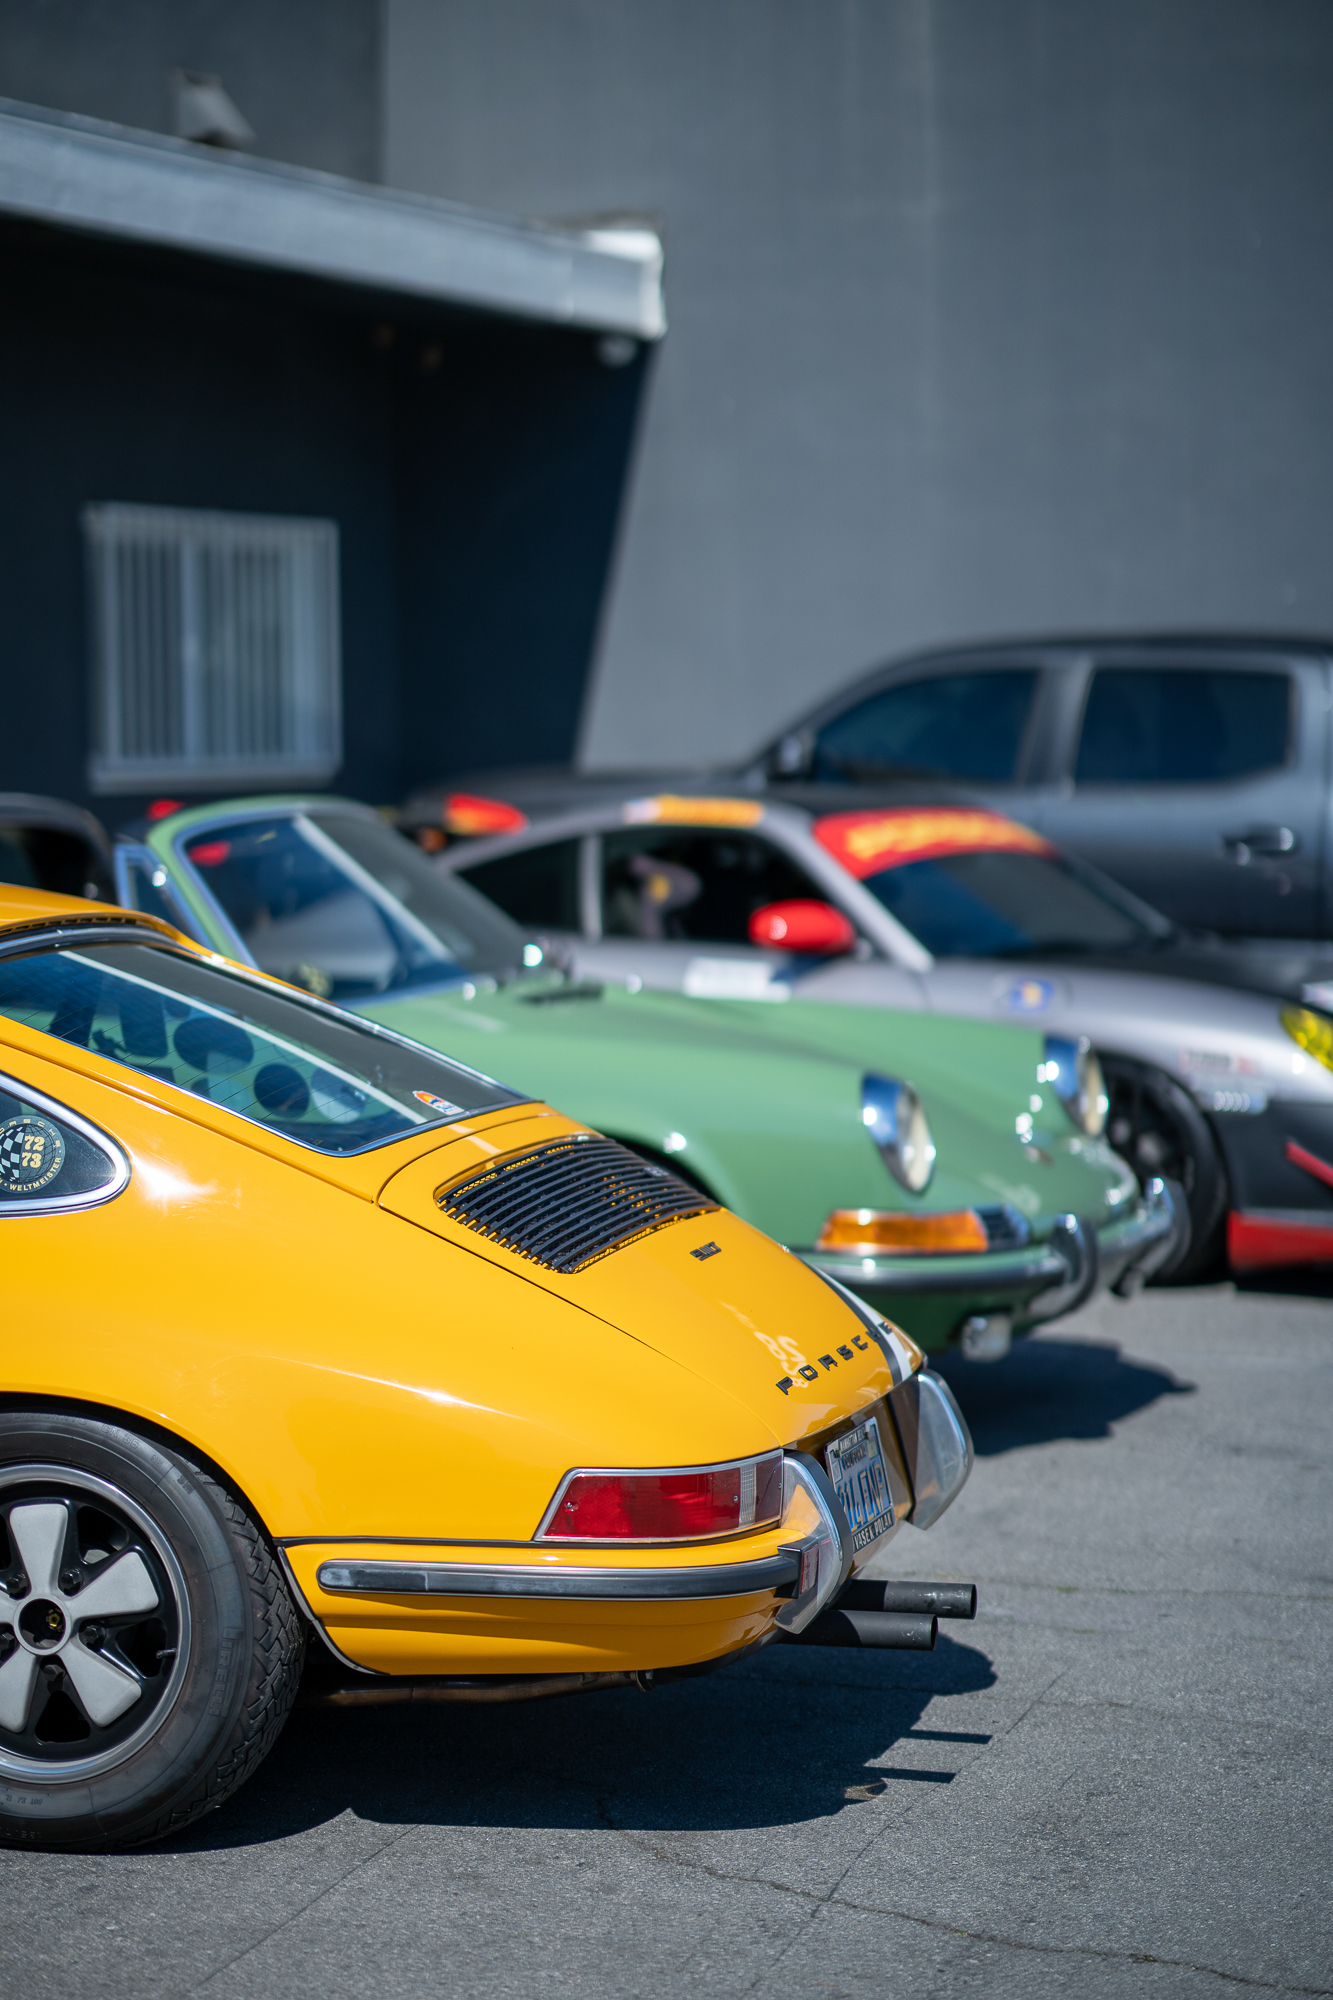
0, 96, 665, 338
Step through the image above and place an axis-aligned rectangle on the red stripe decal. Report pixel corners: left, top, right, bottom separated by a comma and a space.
1228, 1211, 1333, 1271
1285, 1139, 1333, 1193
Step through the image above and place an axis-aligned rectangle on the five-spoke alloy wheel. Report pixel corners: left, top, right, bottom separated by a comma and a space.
0, 1413, 303, 1850
0, 1469, 189, 1775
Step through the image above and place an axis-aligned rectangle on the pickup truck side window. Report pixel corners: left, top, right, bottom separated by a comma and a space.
811, 670, 1039, 784
601, 829, 821, 942
458, 839, 582, 931
1074, 668, 1292, 784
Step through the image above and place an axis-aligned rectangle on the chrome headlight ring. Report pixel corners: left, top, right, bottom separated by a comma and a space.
1040, 1035, 1109, 1137
861, 1074, 937, 1193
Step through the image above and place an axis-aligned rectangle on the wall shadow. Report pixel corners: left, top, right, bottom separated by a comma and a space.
162, 1633, 995, 1854
932, 1337, 1194, 1454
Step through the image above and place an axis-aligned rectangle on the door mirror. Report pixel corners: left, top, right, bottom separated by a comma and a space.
748, 900, 857, 955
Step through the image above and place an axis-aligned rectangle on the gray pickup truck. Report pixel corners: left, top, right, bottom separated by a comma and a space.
754, 634, 1332, 941
405, 635, 1333, 942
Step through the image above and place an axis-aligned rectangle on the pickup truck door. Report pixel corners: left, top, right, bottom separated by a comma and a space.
1037, 649, 1330, 937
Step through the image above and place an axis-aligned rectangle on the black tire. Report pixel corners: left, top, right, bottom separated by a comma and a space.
0, 1412, 304, 1851
1100, 1053, 1229, 1283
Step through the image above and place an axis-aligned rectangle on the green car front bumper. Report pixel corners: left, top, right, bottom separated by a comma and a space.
804, 1179, 1184, 1350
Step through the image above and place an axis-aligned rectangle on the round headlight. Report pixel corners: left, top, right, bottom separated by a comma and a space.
861, 1074, 937, 1193
1041, 1036, 1108, 1137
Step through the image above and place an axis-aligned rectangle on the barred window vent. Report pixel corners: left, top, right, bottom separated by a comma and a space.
84, 502, 341, 794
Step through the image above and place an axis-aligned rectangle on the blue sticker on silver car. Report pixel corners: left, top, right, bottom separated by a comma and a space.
1003, 977, 1054, 1013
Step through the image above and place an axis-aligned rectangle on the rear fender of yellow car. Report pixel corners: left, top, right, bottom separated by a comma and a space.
0, 1047, 800, 1537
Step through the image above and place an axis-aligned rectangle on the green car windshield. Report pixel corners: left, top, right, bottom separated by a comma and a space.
177, 811, 529, 1001
0, 940, 525, 1155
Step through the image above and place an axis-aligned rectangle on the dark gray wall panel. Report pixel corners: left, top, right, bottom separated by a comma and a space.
0, 0, 381, 180
385, 0, 1333, 770
0, 221, 645, 816
0, 226, 400, 814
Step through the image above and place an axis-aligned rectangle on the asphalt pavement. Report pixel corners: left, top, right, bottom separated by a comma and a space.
6, 1275, 1331, 1999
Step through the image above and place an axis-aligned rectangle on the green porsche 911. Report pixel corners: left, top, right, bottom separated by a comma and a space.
111, 798, 1179, 1354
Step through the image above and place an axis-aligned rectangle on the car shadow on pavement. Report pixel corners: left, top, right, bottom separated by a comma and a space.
162, 1633, 996, 1852
1232, 1264, 1333, 1300
933, 1336, 1194, 1454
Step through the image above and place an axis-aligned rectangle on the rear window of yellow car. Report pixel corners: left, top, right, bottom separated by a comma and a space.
0, 940, 525, 1156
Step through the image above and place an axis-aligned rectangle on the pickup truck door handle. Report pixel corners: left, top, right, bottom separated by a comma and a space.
1222, 825, 1299, 863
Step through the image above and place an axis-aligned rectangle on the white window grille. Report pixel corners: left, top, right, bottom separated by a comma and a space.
84, 503, 342, 793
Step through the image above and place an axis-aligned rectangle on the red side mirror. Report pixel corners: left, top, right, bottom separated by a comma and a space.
748, 899, 857, 955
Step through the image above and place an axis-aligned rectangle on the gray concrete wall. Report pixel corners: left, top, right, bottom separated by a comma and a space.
385, 0, 1333, 772
0, 0, 381, 181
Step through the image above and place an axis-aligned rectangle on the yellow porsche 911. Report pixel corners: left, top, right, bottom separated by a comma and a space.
0, 887, 973, 1851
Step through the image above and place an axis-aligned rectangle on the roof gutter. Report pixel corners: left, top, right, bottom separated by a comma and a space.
0, 96, 665, 339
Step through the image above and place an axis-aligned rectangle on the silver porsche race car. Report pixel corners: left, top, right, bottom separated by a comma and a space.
436, 791, 1333, 1282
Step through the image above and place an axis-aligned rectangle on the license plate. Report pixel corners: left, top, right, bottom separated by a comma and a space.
825, 1416, 895, 1553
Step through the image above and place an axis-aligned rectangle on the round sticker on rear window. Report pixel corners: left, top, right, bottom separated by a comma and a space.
0, 1113, 67, 1192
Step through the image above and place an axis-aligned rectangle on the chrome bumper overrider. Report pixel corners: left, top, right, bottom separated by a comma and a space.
1022, 1176, 1183, 1321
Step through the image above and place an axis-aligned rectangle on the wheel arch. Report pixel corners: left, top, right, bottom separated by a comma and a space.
0, 1392, 284, 1573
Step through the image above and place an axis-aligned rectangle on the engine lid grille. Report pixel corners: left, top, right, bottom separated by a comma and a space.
436, 1133, 717, 1274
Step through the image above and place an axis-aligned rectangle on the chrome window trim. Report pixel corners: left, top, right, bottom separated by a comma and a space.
315, 1553, 799, 1601
0, 1070, 130, 1216
112, 842, 210, 945
579, 832, 602, 939
0, 921, 169, 963
533, 1449, 785, 1543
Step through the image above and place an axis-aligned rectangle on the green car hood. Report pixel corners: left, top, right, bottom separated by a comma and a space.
357, 980, 1135, 1249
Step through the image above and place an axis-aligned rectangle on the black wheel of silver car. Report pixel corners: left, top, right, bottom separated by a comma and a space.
1100, 1054, 1228, 1282
0, 1413, 304, 1851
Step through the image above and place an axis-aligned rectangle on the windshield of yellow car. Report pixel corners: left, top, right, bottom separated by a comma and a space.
178, 812, 527, 999
0, 940, 526, 1154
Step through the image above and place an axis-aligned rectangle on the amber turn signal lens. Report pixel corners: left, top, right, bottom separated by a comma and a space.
816, 1208, 990, 1254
